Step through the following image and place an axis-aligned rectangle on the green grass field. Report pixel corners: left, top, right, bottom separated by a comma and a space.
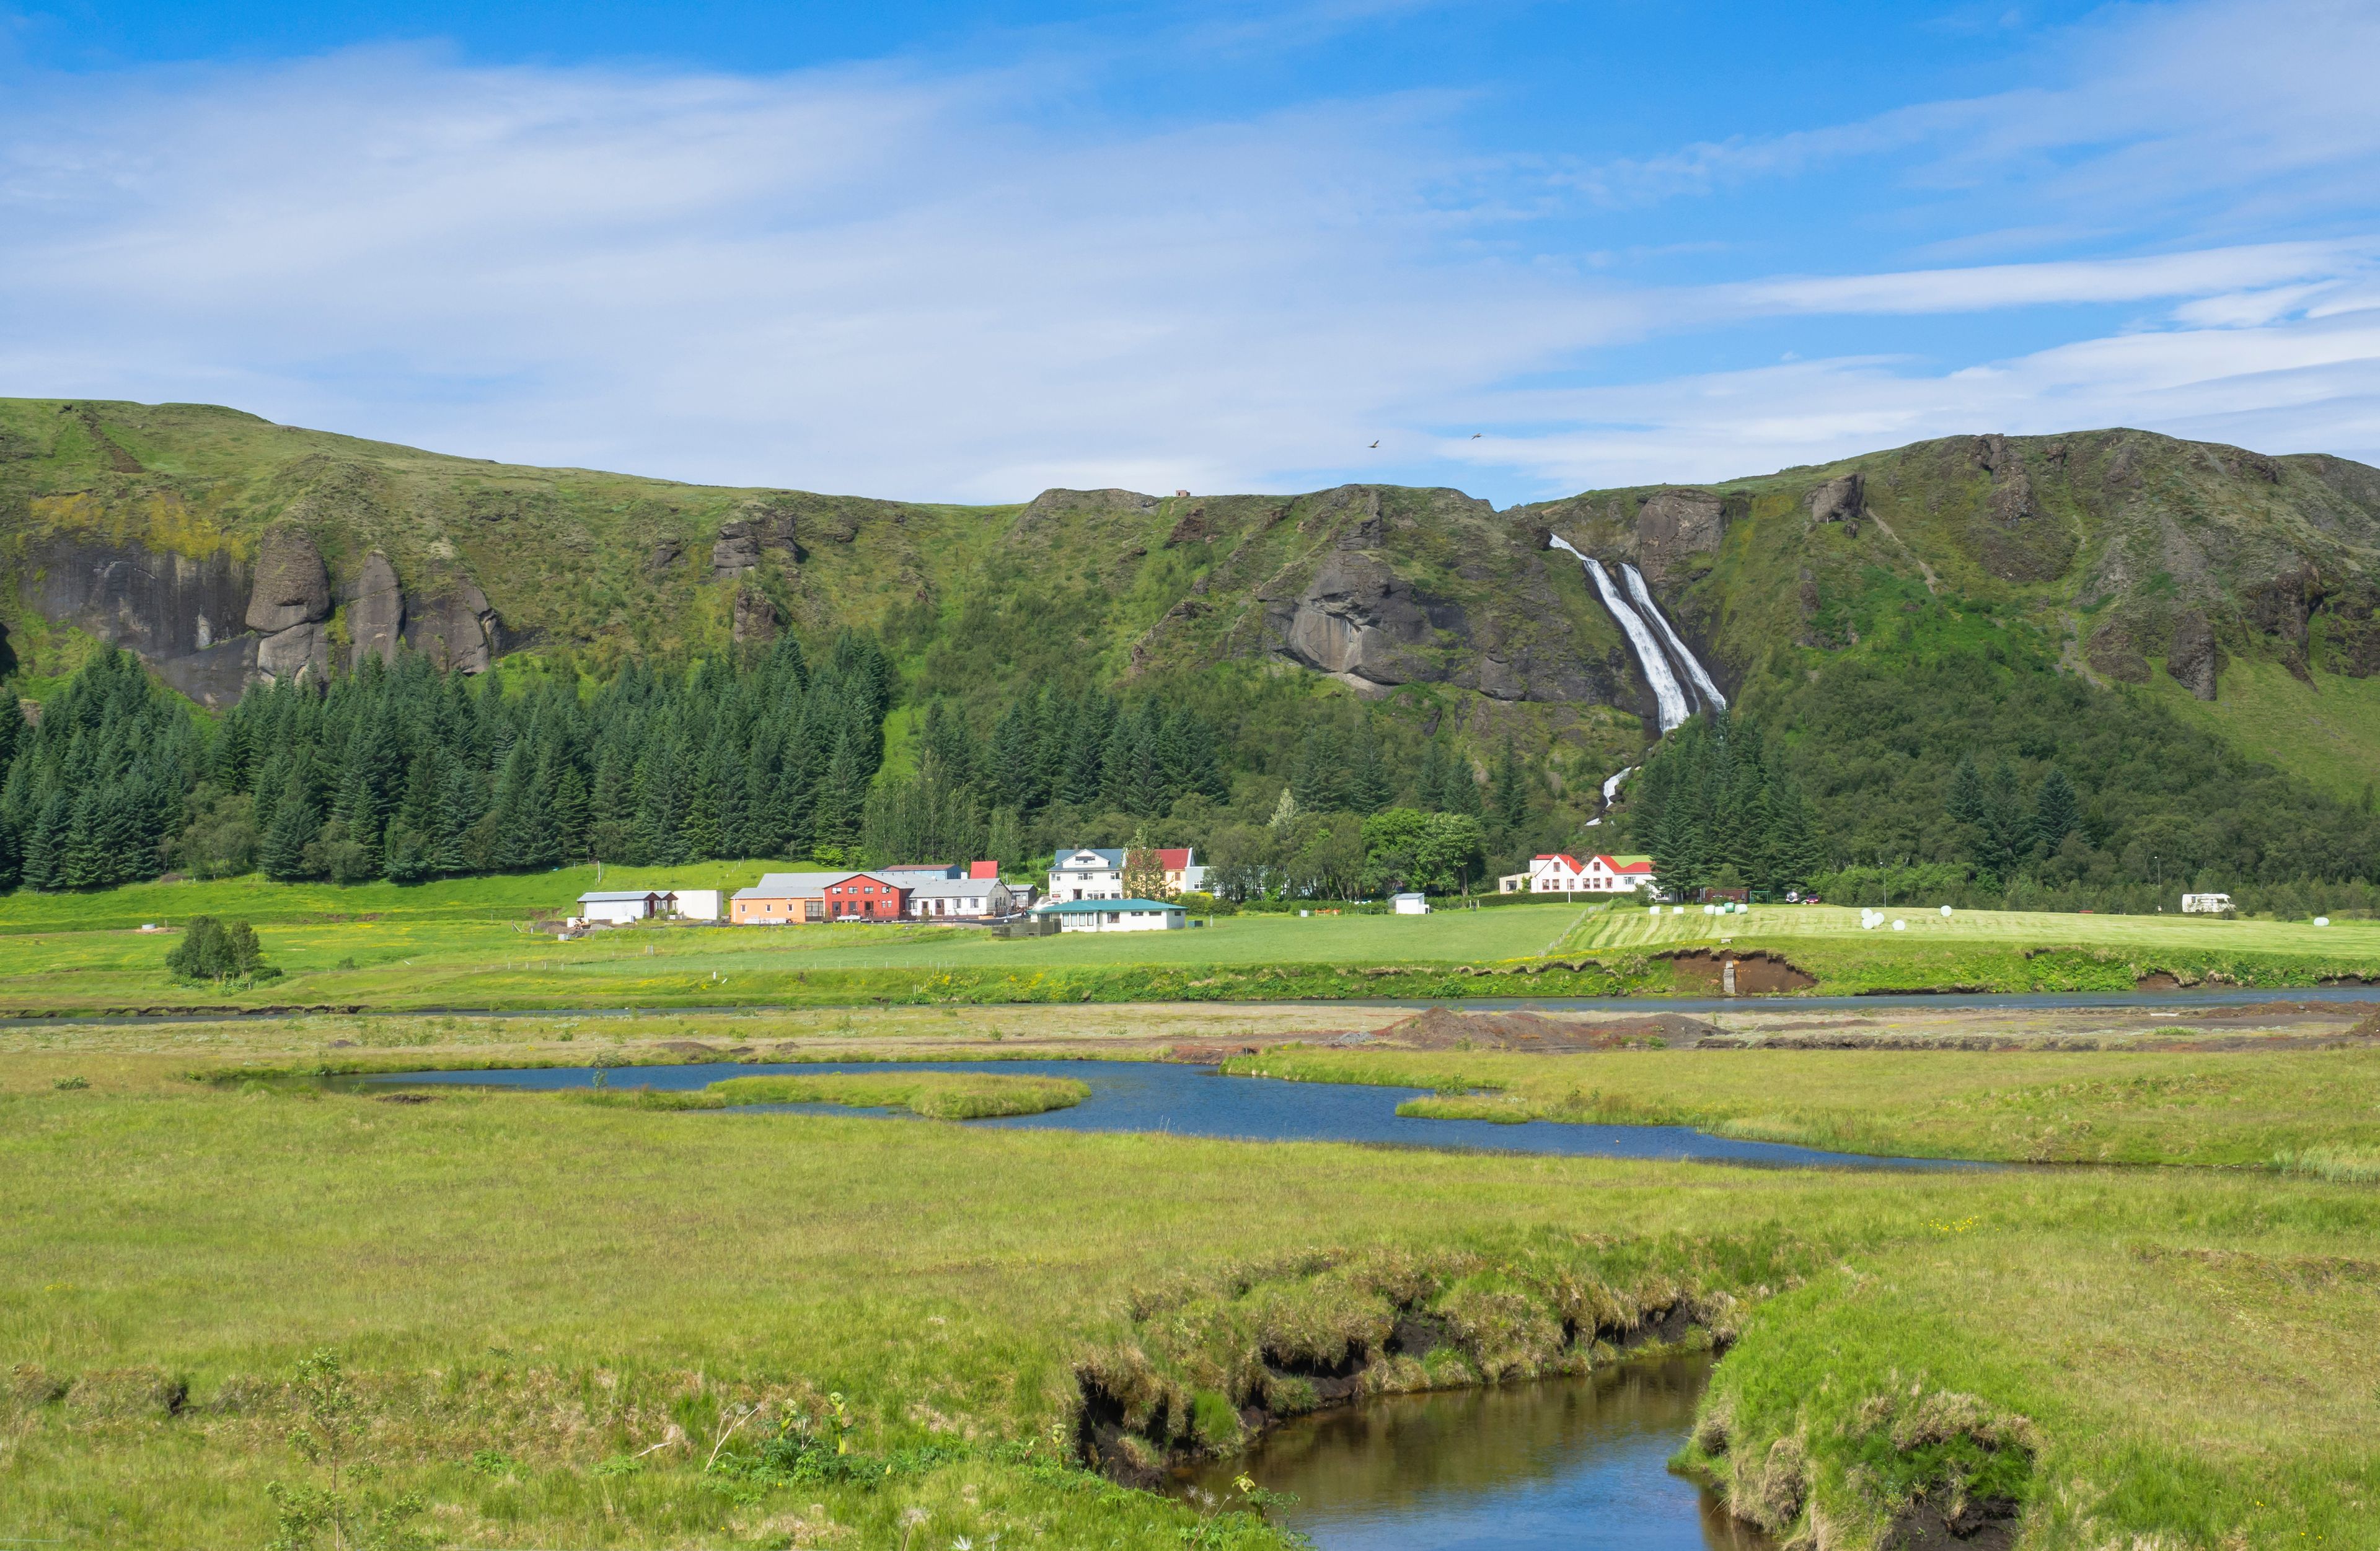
4, 885, 2379, 1012
3, 1063, 2377, 1549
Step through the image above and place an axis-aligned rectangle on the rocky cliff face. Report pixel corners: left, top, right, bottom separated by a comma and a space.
4, 400, 2378, 795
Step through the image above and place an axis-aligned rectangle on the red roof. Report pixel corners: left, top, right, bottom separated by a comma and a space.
1597, 855, 1654, 874
969, 860, 1000, 879
1156, 848, 1194, 869
1533, 853, 1586, 871
822, 872, 910, 894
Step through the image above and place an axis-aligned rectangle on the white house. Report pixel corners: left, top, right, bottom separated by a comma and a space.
2181, 893, 2234, 915
1034, 897, 1185, 931
1499, 853, 1657, 895
1048, 846, 1203, 901
576, 890, 673, 925
672, 889, 723, 921
904, 874, 1018, 920
1049, 848, 1125, 902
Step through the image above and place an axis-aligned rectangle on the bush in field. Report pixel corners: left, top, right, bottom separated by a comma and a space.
165, 916, 279, 985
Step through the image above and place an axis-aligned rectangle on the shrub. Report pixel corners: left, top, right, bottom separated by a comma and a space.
165, 917, 280, 986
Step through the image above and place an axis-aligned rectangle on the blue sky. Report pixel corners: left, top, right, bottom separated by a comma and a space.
5, 1, 2379, 503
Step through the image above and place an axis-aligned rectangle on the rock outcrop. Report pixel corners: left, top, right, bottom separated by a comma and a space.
345, 550, 404, 669
731, 582, 780, 644
403, 577, 497, 674
1635, 489, 1726, 585
242, 525, 333, 687
1805, 472, 1863, 527
18, 536, 257, 707
1267, 551, 1466, 690
244, 525, 330, 633
2084, 620, 2151, 684
2167, 611, 2223, 700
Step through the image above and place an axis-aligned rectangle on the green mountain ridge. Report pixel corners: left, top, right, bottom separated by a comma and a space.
6, 398, 2380, 887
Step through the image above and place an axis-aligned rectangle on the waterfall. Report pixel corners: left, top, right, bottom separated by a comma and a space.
1620, 562, 1727, 713
1549, 535, 1691, 732
1602, 766, 1635, 806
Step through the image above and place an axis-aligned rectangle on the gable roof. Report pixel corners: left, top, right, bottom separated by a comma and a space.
1532, 853, 1587, 871
579, 890, 666, 903
821, 872, 909, 891
1033, 897, 1182, 914
906, 875, 1010, 897
1154, 847, 1194, 869
1052, 848, 1126, 868
1599, 854, 1655, 872
731, 871, 851, 901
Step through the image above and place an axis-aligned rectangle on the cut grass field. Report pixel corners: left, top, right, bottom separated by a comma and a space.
6, 881, 2380, 1014
4, 1044, 2378, 1550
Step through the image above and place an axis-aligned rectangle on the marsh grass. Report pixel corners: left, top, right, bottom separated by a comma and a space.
563, 1070, 1089, 1120
2, 1068, 2379, 1547
1227, 1045, 2380, 1166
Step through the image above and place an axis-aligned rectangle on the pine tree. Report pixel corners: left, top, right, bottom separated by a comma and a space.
1290, 723, 1346, 812
259, 788, 321, 881
1947, 754, 1986, 829
1346, 718, 1391, 814
1488, 739, 1528, 835
2030, 766, 2080, 856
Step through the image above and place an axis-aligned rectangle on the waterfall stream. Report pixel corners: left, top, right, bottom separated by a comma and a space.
1548, 535, 1691, 732
1621, 562, 1727, 713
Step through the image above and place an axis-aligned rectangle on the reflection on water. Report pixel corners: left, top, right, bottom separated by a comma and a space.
365, 1059, 1983, 1170
1178, 1356, 1773, 1551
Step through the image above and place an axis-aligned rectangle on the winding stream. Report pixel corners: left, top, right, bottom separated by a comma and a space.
1177, 1354, 1773, 1550
364, 1058, 1985, 1170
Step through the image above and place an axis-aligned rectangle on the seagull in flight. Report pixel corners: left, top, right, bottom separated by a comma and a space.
1368, 440, 1379, 449
1471, 433, 1482, 439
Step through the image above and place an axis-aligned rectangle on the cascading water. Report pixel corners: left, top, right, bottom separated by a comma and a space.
1620, 562, 1727, 713
1602, 766, 1636, 806
1547, 535, 1691, 732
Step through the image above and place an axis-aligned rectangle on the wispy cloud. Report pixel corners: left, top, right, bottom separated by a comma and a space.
1, 1, 2378, 505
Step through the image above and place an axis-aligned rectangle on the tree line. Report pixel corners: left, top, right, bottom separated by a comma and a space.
1621, 713, 1827, 898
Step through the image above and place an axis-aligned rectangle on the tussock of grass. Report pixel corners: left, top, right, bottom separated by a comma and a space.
1228, 1045, 2380, 1166
565, 1070, 1088, 1119
2273, 1145, 2380, 1183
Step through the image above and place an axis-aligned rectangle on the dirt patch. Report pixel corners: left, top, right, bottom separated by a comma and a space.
2135, 972, 2182, 990
1885, 1490, 2020, 1550
1163, 1042, 1269, 1064
1372, 1006, 1722, 1050
1659, 949, 1815, 994
374, 1092, 438, 1105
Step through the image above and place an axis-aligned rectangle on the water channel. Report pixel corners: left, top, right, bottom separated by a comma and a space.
365, 1057, 1985, 1169
1176, 1354, 1773, 1550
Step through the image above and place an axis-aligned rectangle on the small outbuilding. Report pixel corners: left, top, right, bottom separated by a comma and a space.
1391, 892, 1429, 915
1034, 897, 1185, 932
576, 890, 673, 925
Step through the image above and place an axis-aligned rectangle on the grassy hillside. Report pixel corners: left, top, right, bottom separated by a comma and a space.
9, 401, 2380, 899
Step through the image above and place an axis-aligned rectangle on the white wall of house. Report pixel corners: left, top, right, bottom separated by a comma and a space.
1048, 848, 1125, 902
1053, 904, 1183, 931
672, 889, 723, 921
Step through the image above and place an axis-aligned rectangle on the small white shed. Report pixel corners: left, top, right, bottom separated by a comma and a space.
1391, 892, 1429, 915
577, 890, 670, 925
672, 889, 724, 921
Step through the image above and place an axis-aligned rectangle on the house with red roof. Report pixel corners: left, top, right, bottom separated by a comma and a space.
1499, 853, 1657, 895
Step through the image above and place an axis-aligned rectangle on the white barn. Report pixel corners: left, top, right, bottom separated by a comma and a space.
904, 875, 1018, 920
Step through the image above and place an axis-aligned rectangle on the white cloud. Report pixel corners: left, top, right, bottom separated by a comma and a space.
0, 1, 2378, 507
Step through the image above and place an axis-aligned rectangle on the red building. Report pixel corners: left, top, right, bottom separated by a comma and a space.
819, 872, 911, 920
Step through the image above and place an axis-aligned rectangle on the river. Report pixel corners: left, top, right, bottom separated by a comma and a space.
1175, 1354, 1773, 1550
363, 1058, 1986, 1169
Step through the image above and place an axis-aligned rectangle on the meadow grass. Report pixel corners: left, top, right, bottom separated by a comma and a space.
2, 1074, 2377, 1548
1222, 1045, 2380, 1167
562, 1068, 1090, 1119
6, 892, 2380, 1014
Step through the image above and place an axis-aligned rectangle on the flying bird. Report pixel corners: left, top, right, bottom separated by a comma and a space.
1471, 433, 1481, 439
1368, 440, 1379, 449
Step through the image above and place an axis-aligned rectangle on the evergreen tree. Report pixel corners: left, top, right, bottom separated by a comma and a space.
1346, 717, 1391, 814
1290, 723, 1346, 812
2031, 766, 2080, 856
